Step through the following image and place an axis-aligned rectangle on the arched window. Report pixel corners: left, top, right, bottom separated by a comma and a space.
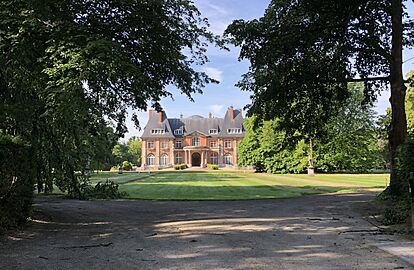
209, 152, 218, 164
160, 154, 168, 166
175, 153, 183, 164
224, 154, 232, 165
147, 154, 155, 166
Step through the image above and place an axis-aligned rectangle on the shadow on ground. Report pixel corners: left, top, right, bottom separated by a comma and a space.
0, 192, 411, 269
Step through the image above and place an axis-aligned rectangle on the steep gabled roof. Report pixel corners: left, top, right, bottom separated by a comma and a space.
141, 111, 175, 139
141, 107, 245, 139
219, 108, 245, 138
168, 116, 224, 137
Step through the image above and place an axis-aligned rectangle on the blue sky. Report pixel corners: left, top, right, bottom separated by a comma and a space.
123, 0, 414, 140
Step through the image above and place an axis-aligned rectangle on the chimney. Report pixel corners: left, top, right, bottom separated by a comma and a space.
180, 113, 183, 119
158, 111, 163, 123
148, 109, 155, 118
208, 112, 212, 119
229, 106, 234, 120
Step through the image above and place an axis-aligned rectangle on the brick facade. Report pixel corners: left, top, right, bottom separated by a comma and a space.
141, 107, 245, 168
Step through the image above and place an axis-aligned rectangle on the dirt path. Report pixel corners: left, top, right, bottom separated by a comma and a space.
0, 193, 412, 270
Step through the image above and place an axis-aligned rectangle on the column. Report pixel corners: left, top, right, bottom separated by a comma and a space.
233, 139, 237, 167
189, 151, 192, 167
201, 151, 204, 167
141, 140, 146, 167
170, 140, 174, 166
155, 140, 160, 166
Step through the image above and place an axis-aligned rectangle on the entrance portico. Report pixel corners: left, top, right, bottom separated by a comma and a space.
183, 146, 209, 167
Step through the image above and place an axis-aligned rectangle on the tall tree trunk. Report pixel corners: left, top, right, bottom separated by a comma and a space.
389, 0, 407, 194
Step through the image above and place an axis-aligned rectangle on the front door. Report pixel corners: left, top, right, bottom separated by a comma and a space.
191, 153, 201, 167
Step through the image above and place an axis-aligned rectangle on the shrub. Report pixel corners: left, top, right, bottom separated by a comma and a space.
0, 134, 33, 232
174, 164, 187, 170
122, 161, 132, 171
207, 164, 219, 170
110, 165, 120, 171
79, 178, 125, 200
382, 199, 411, 225
395, 137, 414, 194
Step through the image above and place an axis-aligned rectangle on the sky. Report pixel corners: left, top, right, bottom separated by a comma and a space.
122, 0, 414, 141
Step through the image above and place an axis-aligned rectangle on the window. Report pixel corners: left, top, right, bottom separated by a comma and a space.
209, 152, 218, 164
227, 128, 242, 134
175, 153, 182, 164
147, 154, 155, 166
224, 140, 232, 149
147, 141, 154, 149
151, 128, 165, 134
161, 140, 168, 149
174, 129, 183, 135
224, 154, 232, 165
175, 140, 182, 148
192, 137, 200, 146
160, 154, 168, 166
209, 140, 217, 148
209, 129, 218, 134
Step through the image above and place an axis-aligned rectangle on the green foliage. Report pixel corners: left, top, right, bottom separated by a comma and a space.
0, 134, 33, 231
238, 117, 308, 174
226, 0, 411, 195
406, 71, 414, 135
237, 116, 265, 171
122, 161, 132, 171
395, 137, 414, 194
225, 0, 396, 138
173, 164, 187, 170
78, 178, 124, 200
1, 0, 219, 211
110, 165, 120, 172
112, 137, 142, 167
239, 84, 382, 173
207, 164, 219, 170
127, 137, 142, 166
316, 84, 383, 172
382, 199, 411, 225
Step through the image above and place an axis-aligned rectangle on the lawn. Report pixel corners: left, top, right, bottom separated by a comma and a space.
85, 170, 389, 200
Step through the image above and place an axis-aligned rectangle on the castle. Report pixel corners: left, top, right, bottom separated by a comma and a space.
141, 106, 245, 168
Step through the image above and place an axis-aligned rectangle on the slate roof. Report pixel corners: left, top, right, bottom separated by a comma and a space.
141, 108, 245, 139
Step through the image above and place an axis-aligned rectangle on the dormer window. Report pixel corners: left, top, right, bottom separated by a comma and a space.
209, 129, 218, 134
174, 129, 183, 135
227, 128, 242, 134
151, 128, 165, 134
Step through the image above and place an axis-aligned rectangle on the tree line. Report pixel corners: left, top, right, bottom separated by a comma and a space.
238, 82, 414, 174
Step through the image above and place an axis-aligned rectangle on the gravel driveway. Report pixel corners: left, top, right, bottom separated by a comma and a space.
0, 193, 412, 270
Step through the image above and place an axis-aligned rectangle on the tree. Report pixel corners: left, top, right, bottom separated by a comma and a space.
112, 143, 128, 166
1, 0, 220, 202
127, 137, 142, 166
316, 83, 383, 172
226, 0, 413, 194
238, 83, 383, 173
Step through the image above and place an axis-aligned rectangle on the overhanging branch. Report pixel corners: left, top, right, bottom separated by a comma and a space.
343, 76, 390, 82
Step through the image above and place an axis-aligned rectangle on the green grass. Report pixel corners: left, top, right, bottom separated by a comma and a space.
79, 170, 388, 200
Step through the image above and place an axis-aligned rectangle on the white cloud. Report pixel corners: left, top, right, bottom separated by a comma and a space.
203, 67, 223, 82
195, 0, 232, 35
209, 104, 224, 115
